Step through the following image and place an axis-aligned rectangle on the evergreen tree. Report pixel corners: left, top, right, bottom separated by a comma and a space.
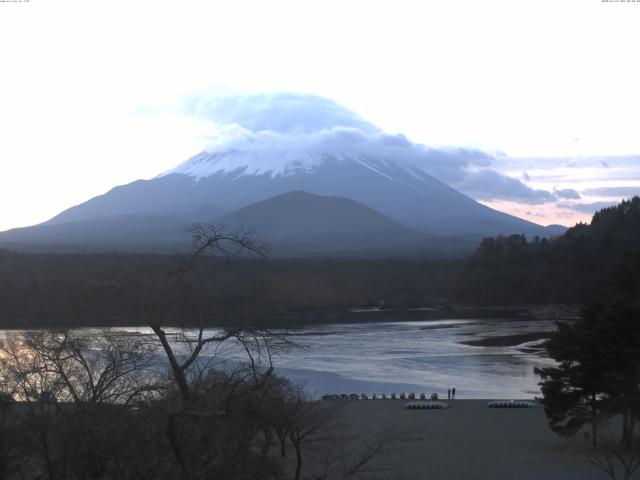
535, 303, 612, 446
459, 196, 640, 304
600, 252, 640, 446
536, 253, 640, 447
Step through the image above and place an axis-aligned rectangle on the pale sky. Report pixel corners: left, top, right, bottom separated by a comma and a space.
1, 0, 639, 231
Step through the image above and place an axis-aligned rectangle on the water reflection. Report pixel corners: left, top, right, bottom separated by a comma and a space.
1, 318, 559, 399
271, 319, 557, 399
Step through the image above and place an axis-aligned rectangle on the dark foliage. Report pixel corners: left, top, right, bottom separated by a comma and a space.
0, 251, 459, 328
534, 303, 614, 446
458, 197, 640, 305
0, 330, 393, 480
535, 251, 640, 447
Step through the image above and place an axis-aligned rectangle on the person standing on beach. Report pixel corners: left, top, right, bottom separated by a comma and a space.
452, 387, 456, 399
447, 388, 451, 400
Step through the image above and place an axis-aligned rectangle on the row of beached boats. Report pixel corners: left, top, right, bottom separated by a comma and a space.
405, 400, 536, 409
321, 394, 537, 409
322, 392, 442, 401
487, 400, 536, 408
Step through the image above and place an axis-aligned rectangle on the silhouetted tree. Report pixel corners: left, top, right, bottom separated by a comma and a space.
535, 303, 613, 446
536, 252, 640, 447
586, 434, 640, 480
459, 196, 640, 305
0, 330, 165, 480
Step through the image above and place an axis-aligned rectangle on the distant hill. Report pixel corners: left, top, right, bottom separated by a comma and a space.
215, 191, 481, 256
0, 191, 479, 256
0, 204, 225, 254
215, 191, 425, 253
457, 196, 640, 304
0, 213, 193, 253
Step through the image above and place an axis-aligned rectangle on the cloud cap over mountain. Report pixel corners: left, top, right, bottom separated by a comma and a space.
184, 91, 379, 135
167, 91, 553, 209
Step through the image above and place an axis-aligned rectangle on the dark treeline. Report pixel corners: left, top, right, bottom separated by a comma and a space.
0, 250, 459, 328
4, 197, 640, 328
535, 250, 640, 476
457, 197, 640, 305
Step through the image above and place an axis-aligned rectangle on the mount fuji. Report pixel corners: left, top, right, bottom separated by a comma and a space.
0, 92, 564, 255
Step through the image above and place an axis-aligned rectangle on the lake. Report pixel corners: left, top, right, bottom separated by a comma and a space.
272, 318, 557, 399
110, 317, 559, 399
3, 317, 559, 399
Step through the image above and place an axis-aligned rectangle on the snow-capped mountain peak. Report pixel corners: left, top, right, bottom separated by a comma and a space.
162, 149, 334, 180
12, 92, 559, 245
160, 146, 431, 184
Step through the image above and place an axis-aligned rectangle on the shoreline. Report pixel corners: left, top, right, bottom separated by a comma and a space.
0, 304, 579, 330
460, 331, 552, 347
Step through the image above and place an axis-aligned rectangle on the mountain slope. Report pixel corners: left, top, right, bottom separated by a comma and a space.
0, 191, 480, 256
215, 190, 425, 253
1, 93, 566, 253
45, 151, 555, 239
0, 214, 193, 253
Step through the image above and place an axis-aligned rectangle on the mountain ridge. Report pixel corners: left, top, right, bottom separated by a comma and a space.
42, 151, 562, 239
1, 92, 567, 253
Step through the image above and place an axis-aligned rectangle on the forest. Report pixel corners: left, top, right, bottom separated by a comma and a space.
457, 197, 640, 305
0, 249, 459, 328
1, 197, 638, 328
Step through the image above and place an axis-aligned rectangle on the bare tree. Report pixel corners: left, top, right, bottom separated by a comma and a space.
262, 376, 299, 458
0, 391, 26, 480
287, 394, 337, 480
115, 224, 267, 404
112, 224, 304, 479
264, 386, 402, 480
311, 427, 403, 480
0, 330, 164, 480
0, 224, 396, 480
21, 329, 159, 406
587, 436, 640, 480
0, 335, 66, 480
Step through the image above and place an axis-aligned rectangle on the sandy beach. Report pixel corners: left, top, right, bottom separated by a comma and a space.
327, 399, 604, 480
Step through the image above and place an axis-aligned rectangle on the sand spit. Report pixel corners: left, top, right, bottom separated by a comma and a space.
327, 399, 603, 480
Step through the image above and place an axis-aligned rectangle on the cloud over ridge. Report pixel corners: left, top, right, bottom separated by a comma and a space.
184, 91, 378, 135
176, 91, 551, 205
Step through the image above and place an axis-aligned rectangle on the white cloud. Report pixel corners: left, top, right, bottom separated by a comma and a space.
165, 91, 559, 206
557, 201, 619, 214
184, 91, 378, 135
456, 169, 556, 204
553, 188, 581, 200
583, 186, 640, 198
0, 1, 639, 230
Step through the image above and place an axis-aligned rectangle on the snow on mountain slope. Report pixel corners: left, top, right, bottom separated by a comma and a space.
163, 149, 334, 179
162, 148, 436, 191
43, 148, 545, 238
0, 92, 564, 252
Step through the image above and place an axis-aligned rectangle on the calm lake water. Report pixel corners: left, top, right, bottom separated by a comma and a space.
271, 319, 557, 399
5, 318, 559, 399
120, 318, 558, 399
